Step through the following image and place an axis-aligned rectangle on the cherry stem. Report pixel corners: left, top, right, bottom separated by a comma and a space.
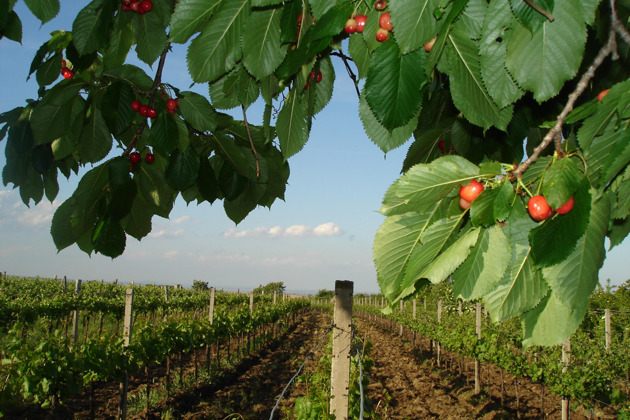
523, 0, 554, 22
242, 104, 261, 179
511, 13, 618, 180
125, 42, 171, 156
330, 50, 361, 99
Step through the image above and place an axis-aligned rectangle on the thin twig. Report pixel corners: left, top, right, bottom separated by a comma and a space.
242, 105, 261, 179
523, 0, 555, 22
511, 27, 617, 178
330, 50, 361, 99
125, 43, 171, 155
611, 0, 630, 45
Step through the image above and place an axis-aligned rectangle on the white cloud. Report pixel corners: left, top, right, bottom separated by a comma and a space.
149, 229, 185, 238
171, 216, 190, 225
221, 222, 344, 239
0, 190, 59, 228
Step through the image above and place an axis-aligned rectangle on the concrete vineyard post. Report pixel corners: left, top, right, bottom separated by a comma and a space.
119, 288, 134, 420
458, 300, 462, 316
437, 300, 442, 367
475, 302, 482, 395
273, 291, 277, 304
63, 275, 67, 292
330, 280, 353, 420
605, 309, 611, 350
248, 291, 254, 353
71, 279, 82, 348
209, 287, 215, 324
561, 339, 571, 420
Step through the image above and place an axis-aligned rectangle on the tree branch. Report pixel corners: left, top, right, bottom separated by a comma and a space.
511, 28, 617, 179
523, 0, 555, 22
242, 105, 261, 179
330, 50, 361, 99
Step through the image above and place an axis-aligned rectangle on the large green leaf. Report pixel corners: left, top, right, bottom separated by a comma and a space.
72, 0, 114, 55
389, 0, 441, 54
242, 8, 287, 80
178, 91, 218, 132
169, 0, 222, 43
121, 194, 154, 240
165, 146, 200, 191
380, 155, 480, 216
530, 179, 591, 267
93, 219, 126, 258
347, 34, 371, 80
77, 107, 112, 164
358, 92, 417, 153
509, 0, 554, 33
541, 156, 582, 208
187, 0, 249, 83
469, 180, 515, 227
103, 17, 134, 70
452, 225, 511, 300
30, 101, 73, 145
134, 163, 176, 218
150, 112, 179, 154
479, 0, 524, 109
484, 203, 549, 322
505, 0, 586, 102
454, 0, 487, 40
276, 89, 309, 159
24, 0, 60, 24
446, 28, 513, 131
364, 40, 427, 131
133, 9, 168, 65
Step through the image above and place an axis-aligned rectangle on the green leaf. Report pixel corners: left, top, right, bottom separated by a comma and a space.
77, 106, 112, 164
101, 81, 135, 136
469, 180, 515, 226
121, 194, 153, 240
103, 17, 134, 70
380, 155, 480, 216
609, 217, 630, 248
242, 8, 287, 80
521, 291, 579, 347
133, 9, 168, 65
541, 156, 582, 208
107, 179, 136, 221
2, 11, 22, 42
612, 166, 630, 219
453, 0, 487, 40
149, 112, 179, 154
418, 227, 480, 284
506, 0, 586, 102
389, 0, 441, 54
165, 146, 200, 191
105, 65, 154, 91
134, 163, 176, 217
276, 88, 309, 159
358, 91, 417, 153
365, 40, 427, 130
72, 0, 115, 55
348, 34, 371, 79
582, 118, 621, 189
23, 0, 59, 24
169, 0, 221, 44
93, 219, 126, 258
530, 179, 591, 268
30, 101, 73, 145
236, 67, 260, 110
479, 0, 524, 109
446, 29, 513, 131
484, 202, 549, 322
209, 66, 241, 110
601, 130, 630, 188
178, 91, 218, 132
197, 157, 219, 204
223, 180, 265, 224
35, 54, 62, 87
186, 0, 249, 83
453, 225, 511, 300
509, 0, 554, 33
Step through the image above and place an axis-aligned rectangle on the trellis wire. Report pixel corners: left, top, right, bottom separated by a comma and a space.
268, 323, 334, 420
352, 324, 366, 420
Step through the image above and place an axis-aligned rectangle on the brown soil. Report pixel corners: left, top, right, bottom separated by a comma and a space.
3, 307, 616, 419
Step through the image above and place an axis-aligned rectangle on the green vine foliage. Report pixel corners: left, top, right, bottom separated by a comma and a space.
2, 0, 630, 346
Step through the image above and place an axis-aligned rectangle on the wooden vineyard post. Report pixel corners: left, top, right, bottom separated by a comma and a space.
248, 291, 254, 353
71, 279, 82, 348
412, 299, 417, 347
605, 309, 611, 350
561, 339, 571, 420
330, 280, 353, 420
63, 275, 67, 292
436, 300, 442, 367
474, 302, 482, 395
163, 285, 169, 320
119, 289, 134, 420
207, 287, 215, 373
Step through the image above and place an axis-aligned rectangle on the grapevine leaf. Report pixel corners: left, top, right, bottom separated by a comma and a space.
485, 202, 549, 322
453, 225, 511, 300
380, 155, 480, 216
446, 28, 513, 131
242, 8, 287, 80
276, 89, 309, 159
530, 179, 591, 268
505, 0, 586, 102
186, 0, 249, 83
364, 40, 427, 130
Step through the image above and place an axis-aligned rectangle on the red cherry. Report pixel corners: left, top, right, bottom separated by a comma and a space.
121, 1, 131, 11
145, 153, 155, 164
316, 71, 322, 83
597, 89, 610, 102
355, 15, 367, 33
62, 68, 74, 79
459, 197, 471, 210
379, 12, 392, 31
129, 1, 140, 12
344, 18, 357, 34
61, 59, 67, 69
131, 100, 141, 111
459, 179, 484, 203
528, 195, 553, 221
167, 98, 178, 110
375, 0, 387, 10
139, 105, 149, 116
140, 0, 152, 12
424, 35, 437, 52
376, 28, 389, 42
297, 13, 303, 26
438, 140, 445, 154
554, 196, 574, 215
147, 107, 157, 119
130, 152, 141, 164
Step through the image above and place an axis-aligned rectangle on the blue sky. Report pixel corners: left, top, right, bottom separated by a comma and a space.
1, 2, 628, 294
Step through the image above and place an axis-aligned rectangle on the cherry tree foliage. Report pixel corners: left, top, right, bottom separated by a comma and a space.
2, 0, 630, 345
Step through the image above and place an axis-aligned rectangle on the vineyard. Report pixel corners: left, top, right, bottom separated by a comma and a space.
1, 274, 629, 419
